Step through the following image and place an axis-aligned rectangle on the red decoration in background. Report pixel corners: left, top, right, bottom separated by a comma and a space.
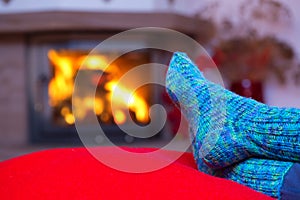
196, 54, 216, 71
230, 79, 264, 103
209, 38, 290, 103
212, 49, 226, 67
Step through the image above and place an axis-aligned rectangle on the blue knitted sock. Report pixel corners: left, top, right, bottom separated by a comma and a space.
194, 156, 293, 198
222, 158, 293, 198
166, 52, 300, 169
192, 151, 294, 198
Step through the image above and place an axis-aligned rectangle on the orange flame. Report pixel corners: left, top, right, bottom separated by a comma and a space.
48, 50, 76, 107
48, 49, 150, 125
105, 81, 150, 123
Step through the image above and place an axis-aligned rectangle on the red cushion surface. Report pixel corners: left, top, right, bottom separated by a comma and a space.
0, 147, 273, 200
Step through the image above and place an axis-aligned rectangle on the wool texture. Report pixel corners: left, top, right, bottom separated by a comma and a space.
165, 52, 300, 198
165, 52, 300, 169
222, 158, 293, 198
195, 156, 293, 198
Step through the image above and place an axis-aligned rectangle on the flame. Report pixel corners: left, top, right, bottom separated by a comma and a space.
128, 95, 149, 123
114, 110, 126, 125
48, 49, 150, 125
48, 50, 76, 107
106, 81, 149, 123
60, 106, 75, 125
78, 55, 108, 71
106, 80, 150, 123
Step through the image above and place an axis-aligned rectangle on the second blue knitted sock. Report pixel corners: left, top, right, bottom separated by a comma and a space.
194, 152, 294, 198
222, 158, 293, 198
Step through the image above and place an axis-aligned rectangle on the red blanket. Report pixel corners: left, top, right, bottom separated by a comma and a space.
0, 147, 273, 200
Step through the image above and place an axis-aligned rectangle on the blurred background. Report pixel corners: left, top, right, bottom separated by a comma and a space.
0, 0, 299, 161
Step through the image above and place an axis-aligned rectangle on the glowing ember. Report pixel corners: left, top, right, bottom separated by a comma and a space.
48, 49, 150, 126
114, 110, 126, 125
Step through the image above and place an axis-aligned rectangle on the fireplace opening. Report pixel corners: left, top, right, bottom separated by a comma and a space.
28, 35, 176, 144
48, 49, 151, 127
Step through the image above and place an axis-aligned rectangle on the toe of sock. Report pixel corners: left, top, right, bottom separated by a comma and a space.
167, 52, 204, 79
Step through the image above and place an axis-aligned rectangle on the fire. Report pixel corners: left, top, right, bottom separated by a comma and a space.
114, 110, 126, 125
48, 49, 150, 125
60, 106, 75, 125
78, 55, 108, 71
48, 50, 76, 107
105, 81, 150, 123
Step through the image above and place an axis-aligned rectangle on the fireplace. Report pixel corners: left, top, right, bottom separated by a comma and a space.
28, 33, 174, 143
0, 11, 213, 146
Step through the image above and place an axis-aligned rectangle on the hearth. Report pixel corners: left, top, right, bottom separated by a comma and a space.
0, 11, 212, 146
28, 33, 173, 143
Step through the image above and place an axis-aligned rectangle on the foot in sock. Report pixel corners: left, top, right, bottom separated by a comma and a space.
193, 154, 294, 198
223, 158, 294, 198
165, 52, 300, 169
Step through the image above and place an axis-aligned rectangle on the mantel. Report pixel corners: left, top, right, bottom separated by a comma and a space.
0, 11, 211, 35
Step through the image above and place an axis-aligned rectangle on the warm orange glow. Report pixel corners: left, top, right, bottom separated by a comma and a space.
48, 50, 75, 107
59, 106, 75, 125
60, 106, 70, 116
106, 81, 150, 123
48, 49, 150, 125
128, 96, 149, 122
79, 55, 108, 71
94, 98, 104, 115
65, 113, 75, 125
114, 110, 126, 124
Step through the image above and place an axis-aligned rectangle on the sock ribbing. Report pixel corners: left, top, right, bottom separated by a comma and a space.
222, 158, 293, 198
